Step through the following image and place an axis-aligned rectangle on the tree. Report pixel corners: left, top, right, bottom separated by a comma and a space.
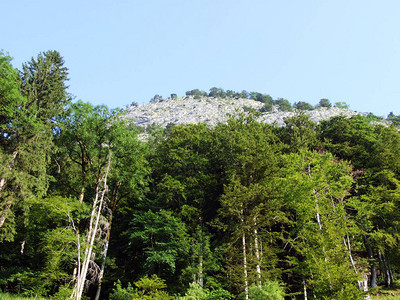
387, 112, 400, 127
150, 94, 163, 103
186, 89, 207, 99
317, 116, 400, 290
280, 150, 362, 298
148, 124, 221, 289
226, 90, 236, 98
0, 50, 70, 240
276, 114, 317, 152
94, 118, 150, 300
334, 101, 349, 109
128, 210, 190, 278
318, 115, 376, 169
0, 51, 26, 238
316, 98, 331, 108
20, 50, 70, 124
239, 90, 249, 99
53, 101, 150, 299
250, 92, 273, 104
273, 98, 292, 112
293, 101, 314, 111
54, 102, 120, 299
213, 116, 283, 299
208, 87, 226, 98
347, 125, 400, 288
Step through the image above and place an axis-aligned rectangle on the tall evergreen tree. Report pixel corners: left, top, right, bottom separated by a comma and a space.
0, 50, 70, 240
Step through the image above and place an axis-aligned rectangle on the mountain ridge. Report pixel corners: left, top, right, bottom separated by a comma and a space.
122, 95, 364, 128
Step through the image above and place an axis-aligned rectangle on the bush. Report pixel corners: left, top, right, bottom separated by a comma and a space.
176, 283, 233, 300
248, 281, 285, 300
109, 281, 135, 300
51, 286, 73, 299
109, 275, 173, 300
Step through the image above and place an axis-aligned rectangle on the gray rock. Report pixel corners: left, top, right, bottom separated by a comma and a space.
122, 96, 360, 128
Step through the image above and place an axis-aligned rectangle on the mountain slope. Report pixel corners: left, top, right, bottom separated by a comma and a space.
123, 96, 361, 128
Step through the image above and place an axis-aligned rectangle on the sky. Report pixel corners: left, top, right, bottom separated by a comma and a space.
2, 0, 400, 117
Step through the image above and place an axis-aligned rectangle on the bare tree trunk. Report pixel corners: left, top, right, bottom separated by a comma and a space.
344, 235, 371, 299
199, 219, 204, 288
68, 209, 81, 300
94, 232, 109, 300
242, 231, 249, 300
303, 279, 308, 300
70, 232, 81, 300
241, 208, 249, 300
0, 202, 12, 228
308, 163, 332, 290
199, 249, 204, 288
253, 217, 262, 288
73, 155, 111, 300
0, 178, 7, 192
191, 239, 196, 284
343, 235, 357, 273
94, 209, 114, 300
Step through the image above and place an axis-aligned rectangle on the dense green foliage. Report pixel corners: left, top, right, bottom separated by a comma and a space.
2, 50, 400, 300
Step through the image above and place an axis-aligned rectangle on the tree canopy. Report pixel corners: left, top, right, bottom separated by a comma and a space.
2, 50, 400, 300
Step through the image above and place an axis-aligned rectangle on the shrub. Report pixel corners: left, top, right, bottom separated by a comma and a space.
248, 281, 285, 300
109, 281, 135, 300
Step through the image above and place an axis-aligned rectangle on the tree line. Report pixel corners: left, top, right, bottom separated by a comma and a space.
1, 50, 400, 299
149, 88, 353, 115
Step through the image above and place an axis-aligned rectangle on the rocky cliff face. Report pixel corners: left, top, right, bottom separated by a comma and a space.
122, 96, 360, 128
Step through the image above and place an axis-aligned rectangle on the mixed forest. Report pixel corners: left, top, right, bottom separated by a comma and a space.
2, 50, 400, 300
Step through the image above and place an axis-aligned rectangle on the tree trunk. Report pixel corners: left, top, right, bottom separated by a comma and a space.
94, 208, 114, 300
253, 217, 262, 288
199, 220, 204, 288
363, 235, 377, 288
242, 231, 249, 300
388, 262, 394, 286
199, 249, 204, 288
303, 279, 308, 300
73, 155, 111, 300
378, 251, 392, 287
191, 239, 196, 283
343, 235, 357, 273
307, 164, 334, 290
0, 178, 7, 192
0, 202, 12, 228
241, 208, 249, 300
79, 186, 85, 203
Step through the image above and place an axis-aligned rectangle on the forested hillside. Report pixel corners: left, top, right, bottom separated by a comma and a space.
2, 51, 400, 300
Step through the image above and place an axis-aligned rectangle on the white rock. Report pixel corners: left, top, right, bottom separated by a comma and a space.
122, 96, 360, 128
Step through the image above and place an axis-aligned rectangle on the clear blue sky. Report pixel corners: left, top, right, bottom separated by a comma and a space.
2, 0, 400, 116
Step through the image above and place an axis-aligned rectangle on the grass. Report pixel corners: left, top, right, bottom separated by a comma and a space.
0, 293, 47, 300
1, 284, 400, 300
370, 281, 400, 300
